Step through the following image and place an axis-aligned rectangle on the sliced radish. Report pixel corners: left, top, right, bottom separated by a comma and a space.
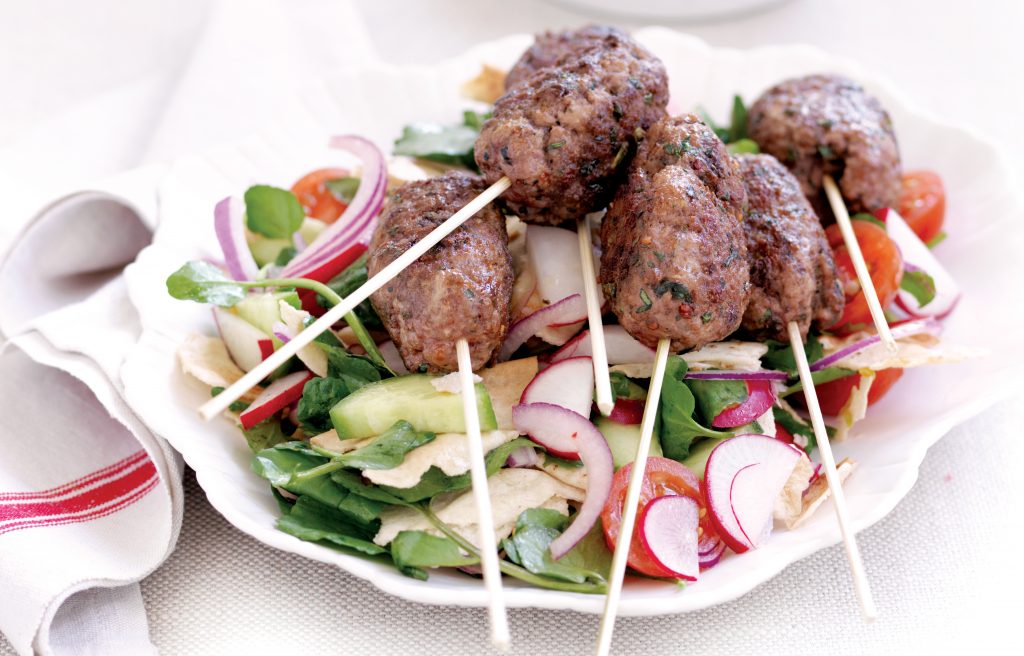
880, 207, 961, 320
638, 495, 700, 581
239, 371, 314, 429
698, 538, 727, 570
512, 402, 614, 560
550, 325, 656, 365
520, 356, 594, 422
704, 434, 803, 553
608, 398, 644, 425
258, 339, 275, 361
711, 380, 776, 429
498, 294, 586, 360
213, 307, 272, 372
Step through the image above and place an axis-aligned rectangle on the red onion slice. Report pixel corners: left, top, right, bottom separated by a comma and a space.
282, 135, 387, 278
498, 294, 586, 361
505, 446, 541, 468
698, 538, 727, 569
809, 318, 940, 372
214, 196, 259, 281
271, 321, 292, 344
512, 402, 614, 560
685, 370, 789, 382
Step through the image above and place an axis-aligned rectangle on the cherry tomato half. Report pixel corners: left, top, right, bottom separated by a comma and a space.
815, 368, 904, 416
826, 221, 903, 333
897, 171, 946, 244
601, 457, 717, 578
291, 167, 349, 223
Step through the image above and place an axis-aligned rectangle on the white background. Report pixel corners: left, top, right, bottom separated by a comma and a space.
1, 1, 1022, 654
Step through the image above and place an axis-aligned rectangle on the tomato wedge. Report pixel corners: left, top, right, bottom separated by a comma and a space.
897, 171, 945, 244
826, 220, 903, 333
291, 167, 349, 223
601, 457, 718, 578
815, 368, 904, 416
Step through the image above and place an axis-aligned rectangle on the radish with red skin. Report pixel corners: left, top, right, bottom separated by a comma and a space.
293, 243, 369, 316
213, 307, 272, 372
638, 495, 701, 581
608, 398, 644, 425
258, 339, 274, 361
512, 402, 614, 559
703, 434, 804, 553
520, 356, 595, 420
711, 380, 776, 429
239, 371, 314, 429
550, 325, 655, 365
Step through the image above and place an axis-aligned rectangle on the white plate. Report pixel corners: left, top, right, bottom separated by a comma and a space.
121, 28, 1024, 615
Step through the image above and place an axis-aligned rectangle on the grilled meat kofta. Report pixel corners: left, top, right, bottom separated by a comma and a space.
747, 74, 901, 219
475, 28, 668, 224
367, 172, 514, 373
736, 153, 845, 340
599, 114, 750, 351
505, 24, 638, 90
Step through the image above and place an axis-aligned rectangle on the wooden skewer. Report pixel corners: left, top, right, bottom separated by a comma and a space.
198, 176, 512, 420
595, 338, 671, 656
787, 321, 877, 621
456, 338, 511, 652
822, 175, 897, 352
577, 213, 614, 416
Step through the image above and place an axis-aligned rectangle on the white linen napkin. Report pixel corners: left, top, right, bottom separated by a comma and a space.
0, 1, 377, 653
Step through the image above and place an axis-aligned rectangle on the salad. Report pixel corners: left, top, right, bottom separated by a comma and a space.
165, 37, 976, 593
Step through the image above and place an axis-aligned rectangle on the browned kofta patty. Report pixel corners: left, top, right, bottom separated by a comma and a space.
599, 115, 750, 351
747, 74, 901, 219
367, 172, 513, 373
736, 153, 845, 341
475, 32, 668, 225
505, 25, 637, 90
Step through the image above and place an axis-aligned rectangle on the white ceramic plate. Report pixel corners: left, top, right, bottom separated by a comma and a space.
121, 28, 1024, 615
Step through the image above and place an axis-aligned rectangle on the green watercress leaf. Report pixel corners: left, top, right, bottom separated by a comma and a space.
324, 177, 360, 204
501, 509, 606, 585
394, 120, 478, 169
685, 378, 748, 425
296, 377, 350, 435
726, 138, 760, 155
244, 185, 304, 239
337, 420, 436, 471
390, 531, 478, 570
761, 333, 824, 376
772, 406, 817, 454
166, 261, 246, 306
782, 366, 856, 397
852, 212, 887, 230
728, 94, 748, 143
324, 253, 384, 330
276, 496, 386, 555
241, 420, 291, 453
657, 357, 731, 461
609, 371, 647, 401
926, 231, 947, 249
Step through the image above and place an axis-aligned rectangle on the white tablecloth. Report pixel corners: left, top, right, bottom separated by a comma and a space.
2, 0, 1022, 654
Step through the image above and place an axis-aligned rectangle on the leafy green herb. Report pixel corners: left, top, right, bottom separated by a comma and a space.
241, 420, 291, 453
391, 531, 477, 571
325, 253, 383, 330
501, 509, 606, 585
244, 185, 304, 239
851, 212, 887, 229
685, 378, 748, 426
547, 140, 566, 150
296, 378, 350, 434
782, 367, 856, 397
543, 453, 584, 469
662, 139, 691, 156
657, 357, 731, 461
700, 311, 713, 324
330, 469, 412, 507
252, 444, 351, 510
276, 496, 386, 555
727, 138, 760, 155
728, 95, 748, 143
653, 279, 692, 303
773, 406, 817, 454
393, 110, 490, 170
636, 289, 653, 313
338, 421, 435, 470
274, 246, 298, 267
609, 371, 647, 401
926, 231, 948, 249
324, 177, 360, 204
900, 269, 937, 307
817, 145, 836, 160
761, 334, 824, 375
166, 261, 247, 307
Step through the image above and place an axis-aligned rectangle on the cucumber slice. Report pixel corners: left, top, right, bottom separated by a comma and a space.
330, 375, 498, 439
234, 291, 301, 336
596, 417, 663, 470
679, 436, 727, 479
247, 218, 327, 266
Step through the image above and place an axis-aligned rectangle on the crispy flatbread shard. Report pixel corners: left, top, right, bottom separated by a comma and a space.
373, 468, 584, 547
309, 429, 374, 454
786, 458, 857, 530
820, 331, 986, 371
610, 340, 768, 378
278, 301, 328, 377
363, 430, 519, 489
178, 333, 261, 402
479, 357, 539, 430
774, 454, 814, 523
460, 64, 507, 104
540, 459, 588, 492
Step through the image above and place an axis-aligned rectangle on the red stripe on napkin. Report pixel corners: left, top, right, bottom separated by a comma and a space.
0, 450, 149, 501
0, 452, 159, 535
